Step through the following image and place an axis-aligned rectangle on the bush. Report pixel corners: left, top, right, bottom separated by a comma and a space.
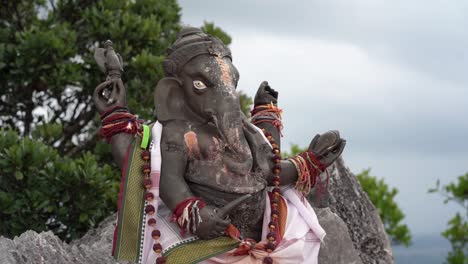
0, 129, 119, 241
429, 174, 468, 264
357, 169, 412, 246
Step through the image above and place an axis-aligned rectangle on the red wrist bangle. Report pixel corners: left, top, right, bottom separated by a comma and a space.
172, 197, 206, 236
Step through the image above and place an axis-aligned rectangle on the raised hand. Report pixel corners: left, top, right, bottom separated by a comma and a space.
254, 81, 278, 106
195, 194, 251, 239
308, 130, 346, 168
93, 78, 127, 114
93, 40, 126, 114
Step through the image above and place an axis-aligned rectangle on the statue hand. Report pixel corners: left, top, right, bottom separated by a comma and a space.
308, 130, 346, 168
195, 194, 251, 239
93, 78, 127, 114
254, 81, 278, 106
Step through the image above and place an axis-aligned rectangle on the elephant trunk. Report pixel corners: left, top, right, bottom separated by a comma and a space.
209, 93, 247, 155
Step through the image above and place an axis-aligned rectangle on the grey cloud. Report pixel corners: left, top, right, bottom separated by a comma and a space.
179, 0, 468, 84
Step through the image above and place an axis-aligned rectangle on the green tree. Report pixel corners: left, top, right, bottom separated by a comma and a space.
202, 21, 232, 46
357, 169, 412, 246
282, 143, 307, 157
0, 129, 119, 241
429, 174, 468, 264
0, 0, 181, 154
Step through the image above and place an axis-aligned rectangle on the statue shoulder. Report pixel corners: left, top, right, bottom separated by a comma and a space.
160, 120, 189, 147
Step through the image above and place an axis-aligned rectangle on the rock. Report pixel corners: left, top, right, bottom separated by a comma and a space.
0, 231, 81, 264
317, 208, 363, 264
70, 214, 127, 263
323, 157, 394, 264
0, 157, 393, 264
0, 216, 123, 264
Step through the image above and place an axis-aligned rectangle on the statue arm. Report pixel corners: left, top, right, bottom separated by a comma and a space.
158, 122, 194, 211
93, 77, 134, 171
110, 133, 135, 170
278, 160, 299, 185
252, 81, 281, 149
252, 120, 281, 149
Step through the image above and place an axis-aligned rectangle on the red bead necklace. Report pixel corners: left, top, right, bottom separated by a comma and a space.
261, 128, 282, 264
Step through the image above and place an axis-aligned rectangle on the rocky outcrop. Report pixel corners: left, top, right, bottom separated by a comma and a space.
0, 216, 124, 264
0, 157, 393, 264
317, 208, 363, 264
324, 157, 393, 263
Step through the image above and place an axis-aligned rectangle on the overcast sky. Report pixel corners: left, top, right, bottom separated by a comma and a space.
177, 0, 468, 238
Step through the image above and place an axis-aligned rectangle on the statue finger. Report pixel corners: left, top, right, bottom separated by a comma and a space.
308, 134, 320, 151
217, 194, 252, 218
332, 139, 346, 156
214, 218, 231, 229
258, 81, 269, 93
93, 80, 112, 100
214, 224, 229, 233
270, 89, 279, 99
324, 132, 342, 153
320, 139, 346, 165
116, 79, 126, 103
317, 130, 341, 154
93, 80, 112, 111
330, 130, 340, 141
109, 79, 126, 105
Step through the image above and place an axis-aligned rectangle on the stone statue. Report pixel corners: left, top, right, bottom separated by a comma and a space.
93, 27, 346, 264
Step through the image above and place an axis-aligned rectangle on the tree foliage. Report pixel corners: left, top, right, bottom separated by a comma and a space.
357, 169, 412, 246
430, 174, 468, 264
0, 0, 181, 154
0, 129, 119, 241
201, 21, 232, 46
282, 143, 307, 158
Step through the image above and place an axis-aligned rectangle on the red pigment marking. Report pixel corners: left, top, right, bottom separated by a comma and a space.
209, 137, 222, 161
215, 56, 234, 88
184, 131, 201, 158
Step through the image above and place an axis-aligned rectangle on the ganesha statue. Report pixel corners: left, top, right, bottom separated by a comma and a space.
93, 27, 346, 264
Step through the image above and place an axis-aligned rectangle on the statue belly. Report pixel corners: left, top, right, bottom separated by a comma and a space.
189, 182, 266, 241
185, 160, 266, 194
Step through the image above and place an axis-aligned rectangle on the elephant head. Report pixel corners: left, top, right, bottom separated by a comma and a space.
154, 27, 246, 153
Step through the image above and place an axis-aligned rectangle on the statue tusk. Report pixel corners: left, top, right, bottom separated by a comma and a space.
216, 194, 252, 218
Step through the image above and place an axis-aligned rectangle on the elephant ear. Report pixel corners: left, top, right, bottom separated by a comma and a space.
154, 77, 186, 122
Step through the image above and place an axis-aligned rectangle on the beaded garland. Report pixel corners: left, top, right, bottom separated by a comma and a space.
250, 102, 284, 264
261, 128, 281, 264
251, 103, 283, 136
141, 147, 166, 263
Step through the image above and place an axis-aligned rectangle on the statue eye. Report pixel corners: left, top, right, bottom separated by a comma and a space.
193, 80, 207, 90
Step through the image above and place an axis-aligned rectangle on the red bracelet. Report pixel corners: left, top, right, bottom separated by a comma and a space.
100, 113, 142, 143
250, 103, 282, 116
172, 197, 206, 236
289, 151, 327, 196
